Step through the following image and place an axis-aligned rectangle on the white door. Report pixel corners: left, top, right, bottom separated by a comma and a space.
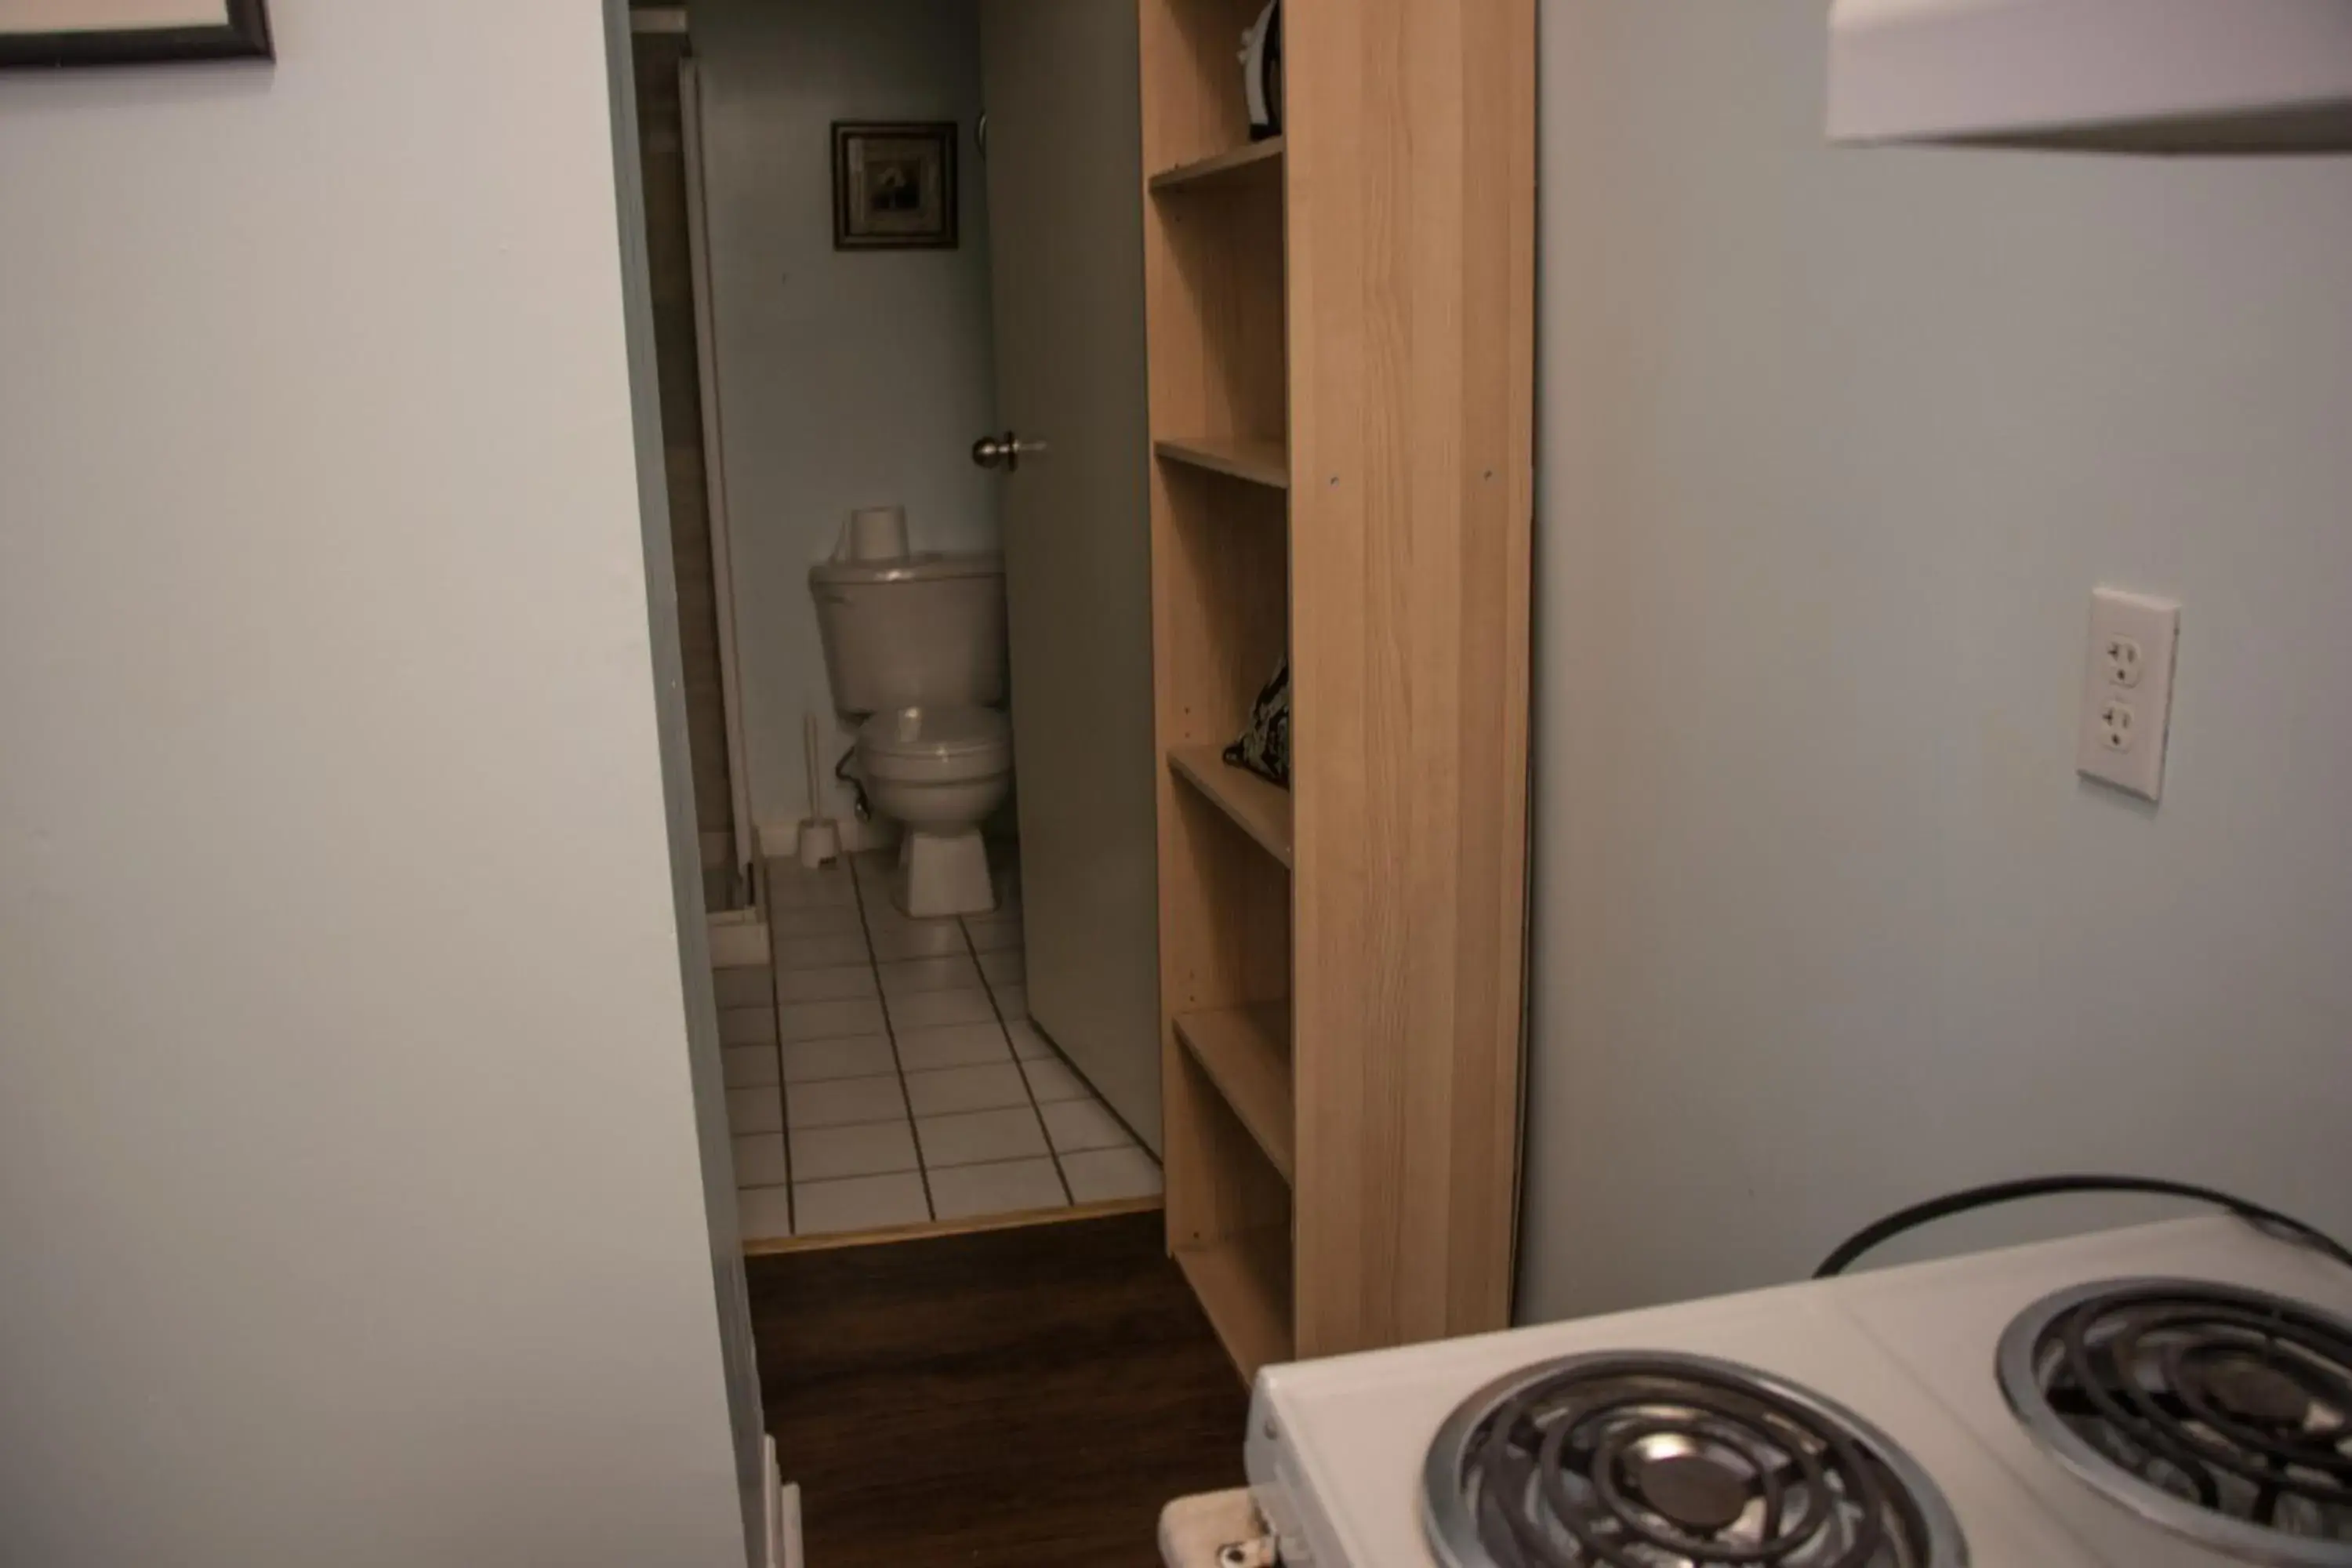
977, 1, 1161, 1151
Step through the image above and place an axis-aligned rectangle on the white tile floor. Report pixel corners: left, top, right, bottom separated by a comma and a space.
719, 844, 1163, 1243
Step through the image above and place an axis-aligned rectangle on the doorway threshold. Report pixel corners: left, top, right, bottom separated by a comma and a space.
743, 1192, 1160, 1258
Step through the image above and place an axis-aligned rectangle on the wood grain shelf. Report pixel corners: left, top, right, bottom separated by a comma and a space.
1173, 1224, 1293, 1381
1153, 437, 1289, 490
1174, 1004, 1294, 1183
1168, 745, 1292, 867
1148, 136, 1284, 193
1145, 0, 1532, 1375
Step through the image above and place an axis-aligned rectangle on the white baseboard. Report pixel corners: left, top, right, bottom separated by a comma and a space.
759, 1436, 801, 1568
759, 1436, 779, 1568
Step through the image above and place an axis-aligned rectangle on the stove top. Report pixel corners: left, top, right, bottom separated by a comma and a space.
1243, 1218, 2352, 1568
1246, 1283, 2102, 1567
1422, 1350, 1964, 1567
1997, 1279, 2352, 1566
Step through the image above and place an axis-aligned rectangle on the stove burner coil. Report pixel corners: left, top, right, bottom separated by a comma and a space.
1422, 1352, 1965, 1568
1999, 1277, 2352, 1567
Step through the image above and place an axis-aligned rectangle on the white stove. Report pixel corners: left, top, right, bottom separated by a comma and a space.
1242, 1218, 2352, 1567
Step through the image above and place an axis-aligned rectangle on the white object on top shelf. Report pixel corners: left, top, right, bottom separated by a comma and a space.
1828, 0, 2352, 154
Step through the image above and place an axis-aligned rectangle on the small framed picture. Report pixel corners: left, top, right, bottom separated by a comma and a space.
831, 122, 959, 252
0, 0, 272, 68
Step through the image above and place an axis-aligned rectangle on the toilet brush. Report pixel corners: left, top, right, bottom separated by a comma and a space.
797, 712, 842, 869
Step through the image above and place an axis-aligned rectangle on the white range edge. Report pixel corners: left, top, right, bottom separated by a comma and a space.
1245, 1272, 2107, 1567
1842, 1215, 2352, 1568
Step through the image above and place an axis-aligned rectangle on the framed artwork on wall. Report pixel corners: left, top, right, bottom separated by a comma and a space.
831, 122, 959, 252
0, 0, 271, 68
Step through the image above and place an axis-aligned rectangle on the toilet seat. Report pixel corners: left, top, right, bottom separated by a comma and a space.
858, 704, 1011, 784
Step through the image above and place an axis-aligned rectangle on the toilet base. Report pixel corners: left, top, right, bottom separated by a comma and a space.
895, 827, 996, 919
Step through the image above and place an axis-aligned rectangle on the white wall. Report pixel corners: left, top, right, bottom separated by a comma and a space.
695, 0, 1000, 836
0, 4, 753, 1564
1522, 2, 2352, 1321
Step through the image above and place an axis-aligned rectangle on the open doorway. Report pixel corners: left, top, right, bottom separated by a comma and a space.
628, 0, 1165, 1247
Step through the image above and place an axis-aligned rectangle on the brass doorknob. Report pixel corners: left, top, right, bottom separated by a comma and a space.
971, 432, 1047, 472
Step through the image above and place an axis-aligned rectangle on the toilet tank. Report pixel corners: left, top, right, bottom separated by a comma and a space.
809, 551, 1007, 717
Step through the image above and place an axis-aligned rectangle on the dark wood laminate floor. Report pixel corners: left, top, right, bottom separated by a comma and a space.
749, 1212, 1250, 1568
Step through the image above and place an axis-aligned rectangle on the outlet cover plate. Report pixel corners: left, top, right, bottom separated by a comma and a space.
2077, 588, 2179, 801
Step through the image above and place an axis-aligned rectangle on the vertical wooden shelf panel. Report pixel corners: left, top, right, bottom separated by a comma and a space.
1283, 0, 1536, 1359
1140, 0, 1532, 1378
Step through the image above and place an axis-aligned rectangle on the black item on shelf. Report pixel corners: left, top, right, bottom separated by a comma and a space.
1225, 656, 1289, 787
1813, 1174, 2352, 1278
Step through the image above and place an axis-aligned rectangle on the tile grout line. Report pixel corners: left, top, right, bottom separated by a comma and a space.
850, 853, 935, 1224
967, 898, 1076, 1207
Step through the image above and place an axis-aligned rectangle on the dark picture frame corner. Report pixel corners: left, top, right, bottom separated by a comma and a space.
0, 0, 272, 70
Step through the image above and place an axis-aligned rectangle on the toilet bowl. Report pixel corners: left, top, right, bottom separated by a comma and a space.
857, 704, 1011, 917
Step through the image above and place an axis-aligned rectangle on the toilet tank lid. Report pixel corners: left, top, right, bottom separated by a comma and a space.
861, 704, 1010, 758
810, 550, 1004, 588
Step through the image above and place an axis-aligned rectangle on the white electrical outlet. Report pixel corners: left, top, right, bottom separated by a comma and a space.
2101, 634, 2144, 688
2096, 699, 2135, 752
2077, 588, 2179, 801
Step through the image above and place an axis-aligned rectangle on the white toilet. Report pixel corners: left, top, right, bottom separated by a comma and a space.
810, 545, 1011, 918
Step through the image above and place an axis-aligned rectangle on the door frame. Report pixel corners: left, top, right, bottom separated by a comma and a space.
680, 54, 760, 890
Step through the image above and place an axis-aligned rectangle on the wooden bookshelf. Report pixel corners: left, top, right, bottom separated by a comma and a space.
1174, 1003, 1293, 1181
1141, 0, 1534, 1375
1167, 745, 1292, 867
1149, 136, 1284, 193
1174, 1223, 1294, 1380
1154, 436, 1289, 489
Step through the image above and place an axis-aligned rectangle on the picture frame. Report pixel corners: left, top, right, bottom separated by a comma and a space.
0, 0, 272, 68
831, 122, 959, 252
